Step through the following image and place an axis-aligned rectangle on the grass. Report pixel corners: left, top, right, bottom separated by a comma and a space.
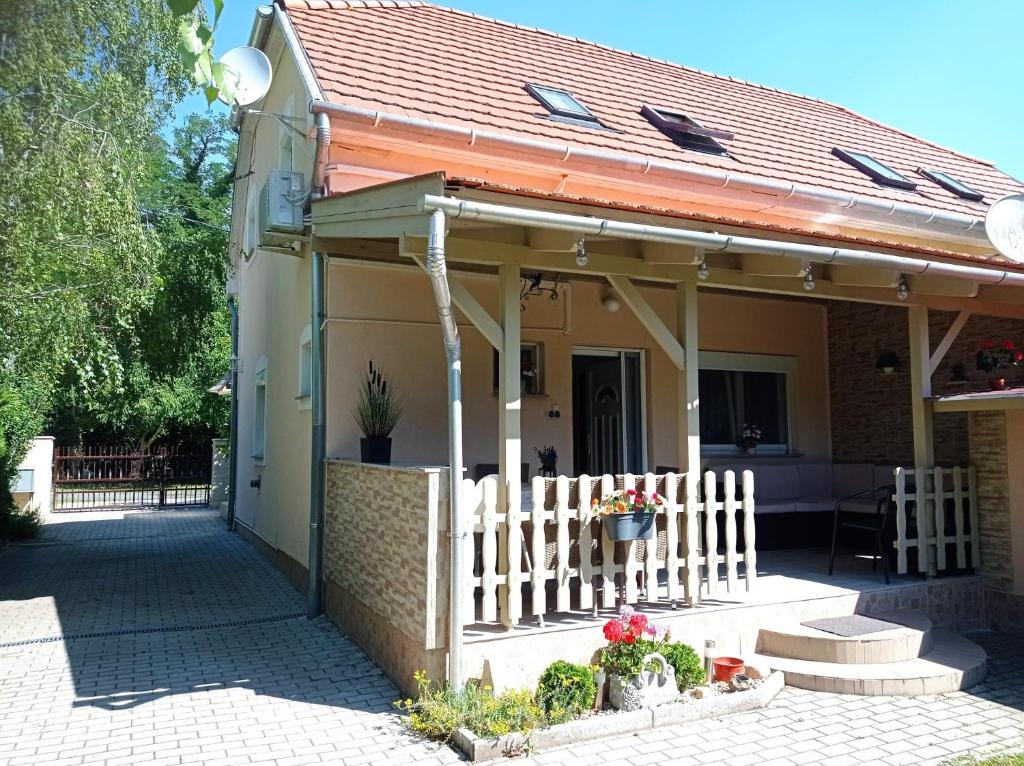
943, 754, 1024, 766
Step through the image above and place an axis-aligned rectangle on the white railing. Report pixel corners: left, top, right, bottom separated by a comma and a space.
893, 466, 979, 576
461, 470, 755, 628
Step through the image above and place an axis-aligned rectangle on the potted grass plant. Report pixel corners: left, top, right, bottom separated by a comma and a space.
353, 360, 403, 464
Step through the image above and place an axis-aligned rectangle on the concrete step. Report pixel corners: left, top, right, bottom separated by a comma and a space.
751, 629, 987, 696
756, 611, 933, 664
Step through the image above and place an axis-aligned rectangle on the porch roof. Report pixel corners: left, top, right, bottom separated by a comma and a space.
933, 387, 1024, 413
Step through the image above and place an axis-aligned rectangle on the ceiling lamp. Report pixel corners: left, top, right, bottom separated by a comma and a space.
803, 266, 816, 291
575, 237, 588, 267
896, 275, 909, 301
697, 259, 710, 281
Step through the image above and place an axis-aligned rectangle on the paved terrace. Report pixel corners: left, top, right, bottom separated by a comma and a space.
1, 506, 1022, 766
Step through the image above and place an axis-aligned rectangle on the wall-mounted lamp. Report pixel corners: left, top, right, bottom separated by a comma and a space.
575, 237, 588, 267
876, 352, 901, 375
803, 265, 816, 291
545, 403, 562, 420
601, 292, 621, 313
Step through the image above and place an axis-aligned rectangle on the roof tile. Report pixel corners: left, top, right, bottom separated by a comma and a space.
282, 1, 1023, 220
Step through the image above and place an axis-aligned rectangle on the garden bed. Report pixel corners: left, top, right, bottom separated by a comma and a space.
451, 670, 784, 762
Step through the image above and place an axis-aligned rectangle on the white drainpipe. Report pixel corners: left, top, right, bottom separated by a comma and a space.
419, 194, 1024, 288
424, 208, 466, 690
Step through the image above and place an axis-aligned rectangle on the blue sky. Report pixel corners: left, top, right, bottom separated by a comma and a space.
177, 0, 1024, 181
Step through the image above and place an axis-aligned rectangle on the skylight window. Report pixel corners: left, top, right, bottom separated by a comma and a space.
832, 148, 917, 191
918, 168, 984, 202
642, 105, 733, 155
526, 83, 599, 124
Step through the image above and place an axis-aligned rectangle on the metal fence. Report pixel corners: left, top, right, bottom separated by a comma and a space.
52, 445, 211, 511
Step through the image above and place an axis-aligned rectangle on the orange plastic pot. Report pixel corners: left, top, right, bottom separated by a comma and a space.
713, 657, 744, 682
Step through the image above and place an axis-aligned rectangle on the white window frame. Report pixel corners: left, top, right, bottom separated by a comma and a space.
253, 356, 268, 464
698, 351, 796, 456
297, 324, 312, 410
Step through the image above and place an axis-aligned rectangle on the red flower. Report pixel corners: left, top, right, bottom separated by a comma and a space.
629, 613, 648, 632
623, 632, 636, 644
626, 489, 636, 496
1004, 340, 1016, 350
1015, 351, 1023, 363
603, 620, 625, 642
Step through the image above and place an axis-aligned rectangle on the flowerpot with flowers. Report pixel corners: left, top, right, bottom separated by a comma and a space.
737, 423, 762, 456
534, 445, 558, 477
976, 339, 1023, 390
591, 488, 666, 542
601, 607, 677, 711
353, 360, 403, 464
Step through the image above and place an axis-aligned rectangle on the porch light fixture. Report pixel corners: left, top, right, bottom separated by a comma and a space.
601, 292, 621, 312
876, 352, 901, 375
575, 237, 588, 267
697, 259, 710, 280
896, 275, 909, 301
803, 266, 816, 291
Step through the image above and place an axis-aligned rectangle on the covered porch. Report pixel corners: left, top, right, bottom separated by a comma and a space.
311, 173, 1019, 688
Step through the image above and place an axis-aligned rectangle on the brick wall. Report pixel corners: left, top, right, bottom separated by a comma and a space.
828, 303, 1024, 465
323, 460, 450, 693
968, 411, 1014, 591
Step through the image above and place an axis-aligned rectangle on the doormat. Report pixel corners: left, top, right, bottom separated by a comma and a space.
801, 614, 902, 637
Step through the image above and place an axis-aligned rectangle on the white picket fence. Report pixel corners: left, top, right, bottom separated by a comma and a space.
893, 466, 979, 576
460, 470, 756, 628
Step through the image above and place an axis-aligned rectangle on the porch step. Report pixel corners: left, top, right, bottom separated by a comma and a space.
751, 629, 987, 696
756, 610, 933, 664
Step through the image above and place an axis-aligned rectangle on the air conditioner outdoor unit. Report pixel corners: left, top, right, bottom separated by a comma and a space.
258, 170, 305, 247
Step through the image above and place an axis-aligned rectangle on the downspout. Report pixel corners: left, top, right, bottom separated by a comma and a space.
425, 209, 466, 690
226, 297, 240, 529
306, 114, 331, 618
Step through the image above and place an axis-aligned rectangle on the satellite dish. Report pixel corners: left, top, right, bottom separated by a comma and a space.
216, 46, 272, 107
985, 193, 1024, 264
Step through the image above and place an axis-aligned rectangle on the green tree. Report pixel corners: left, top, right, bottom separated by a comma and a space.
0, 0, 189, 519
47, 114, 235, 451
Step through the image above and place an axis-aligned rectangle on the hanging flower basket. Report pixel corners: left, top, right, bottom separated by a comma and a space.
603, 511, 656, 541
592, 488, 665, 542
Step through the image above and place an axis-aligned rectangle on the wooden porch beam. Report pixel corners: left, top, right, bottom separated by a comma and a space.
606, 275, 686, 370
909, 305, 935, 468
408, 251, 504, 351
929, 310, 971, 376
678, 280, 700, 477
497, 263, 523, 628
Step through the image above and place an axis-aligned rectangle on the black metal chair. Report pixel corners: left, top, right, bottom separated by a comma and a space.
828, 484, 896, 584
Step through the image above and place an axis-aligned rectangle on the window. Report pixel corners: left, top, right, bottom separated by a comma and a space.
917, 168, 984, 202
297, 325, 312, 410
525, 83, 602, 127
641, 105, 732, 155
493, 342, 544, 395
698, 353, 794, 455
253, 357, 268, 462
832, 148, 917, 190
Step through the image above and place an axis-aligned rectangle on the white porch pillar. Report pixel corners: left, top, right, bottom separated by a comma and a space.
908, 304, 937, 576
677, 279, 700, 478
497, 263, 522, 627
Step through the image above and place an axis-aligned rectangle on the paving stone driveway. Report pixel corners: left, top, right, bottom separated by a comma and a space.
2, 507, 1023, 766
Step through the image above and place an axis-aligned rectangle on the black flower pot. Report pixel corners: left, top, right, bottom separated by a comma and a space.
360, 437, 392, 464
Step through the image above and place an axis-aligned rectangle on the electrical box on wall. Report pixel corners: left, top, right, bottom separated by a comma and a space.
258, 170, 305, 247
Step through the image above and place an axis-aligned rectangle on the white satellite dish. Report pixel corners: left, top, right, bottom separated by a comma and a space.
216, 46, 272, 107
985, 193, 1024, 264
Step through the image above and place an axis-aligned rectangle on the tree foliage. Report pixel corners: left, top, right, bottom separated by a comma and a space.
0, 0, 196, 514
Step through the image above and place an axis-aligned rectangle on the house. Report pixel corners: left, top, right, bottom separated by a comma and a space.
227, 0, 1024, 694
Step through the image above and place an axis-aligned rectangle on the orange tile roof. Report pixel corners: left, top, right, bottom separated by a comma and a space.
281, 0, 1023, 222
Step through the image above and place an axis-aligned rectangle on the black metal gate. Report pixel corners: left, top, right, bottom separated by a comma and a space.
52, 446, 212, 511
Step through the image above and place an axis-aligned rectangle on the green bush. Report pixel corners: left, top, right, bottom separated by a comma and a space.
0, 504, 40, 543
662, 641, 705, 690
535, 661, 596, 724
943, 755, 1024, 766
395, 671, 545, 741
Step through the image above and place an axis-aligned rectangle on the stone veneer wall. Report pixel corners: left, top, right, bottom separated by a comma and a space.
323, 460, 450, 694
968, 410, 1024, 633
828, 303, 1024, 466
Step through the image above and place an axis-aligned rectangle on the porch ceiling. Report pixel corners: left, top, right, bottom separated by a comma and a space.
311, 173, 1024, 319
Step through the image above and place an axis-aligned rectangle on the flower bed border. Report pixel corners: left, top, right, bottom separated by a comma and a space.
451, 670, 785, 762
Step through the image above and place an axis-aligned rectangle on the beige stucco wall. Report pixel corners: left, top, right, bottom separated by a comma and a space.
324, 262, 830, 472
230, 22, 314, 573
13, 437, 54, 516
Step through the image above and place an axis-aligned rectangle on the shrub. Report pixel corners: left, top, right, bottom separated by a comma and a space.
0, 504, 40, 543
662, 641, 705, 690
395, 671, 545, 741
535, 661, 596, 724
